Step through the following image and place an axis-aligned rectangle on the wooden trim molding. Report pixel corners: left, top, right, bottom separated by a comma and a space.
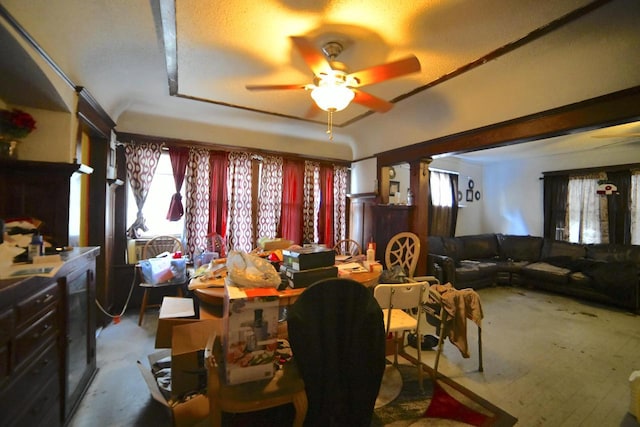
116, 131, 351, 166
76, 87, 116, 137
377, 85, 640, 166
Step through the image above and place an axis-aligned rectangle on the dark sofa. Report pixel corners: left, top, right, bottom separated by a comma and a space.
427, 234, 640, 312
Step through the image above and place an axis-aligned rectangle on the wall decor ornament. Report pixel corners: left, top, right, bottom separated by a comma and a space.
475, 190, 481, 200
0, 108, 37, 159
466, 189, 474, 202
468, 179, 475, 189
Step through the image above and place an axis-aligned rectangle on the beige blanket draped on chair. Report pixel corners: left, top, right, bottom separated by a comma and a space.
429, 283, 483, 358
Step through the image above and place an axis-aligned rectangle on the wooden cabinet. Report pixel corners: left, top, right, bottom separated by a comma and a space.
372, 205, 413, 266
0, 160, 89, 247
0, 247, 99, 427
348, 193, 377, 252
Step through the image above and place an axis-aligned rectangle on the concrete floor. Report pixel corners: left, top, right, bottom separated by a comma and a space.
68, 286, 640, 427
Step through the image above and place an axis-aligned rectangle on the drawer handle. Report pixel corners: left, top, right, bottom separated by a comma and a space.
31, 358, 50, 376
37, 293, 55, 305
31, 323, 51, 339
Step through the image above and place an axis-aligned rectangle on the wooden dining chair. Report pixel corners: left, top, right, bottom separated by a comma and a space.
333, 238, 362, 257
287, 278, 386, 426
385, 232, 421, 279
137, 235, 186, 326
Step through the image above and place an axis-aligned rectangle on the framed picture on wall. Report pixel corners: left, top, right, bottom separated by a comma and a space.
466, 189, 474, 202
389, 180, 400, 197
107, 130, 117, 179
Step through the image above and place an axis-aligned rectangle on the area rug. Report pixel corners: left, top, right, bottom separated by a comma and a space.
371, 363, 517, 426
226, 361, 516, 427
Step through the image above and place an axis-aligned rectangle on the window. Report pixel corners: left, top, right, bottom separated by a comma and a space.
126, 152, 184, 238
428, 170, 458, 237
567, 174, 606, 244
545, 167, 639, 244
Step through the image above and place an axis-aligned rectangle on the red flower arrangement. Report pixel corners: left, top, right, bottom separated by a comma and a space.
0, 108, 37, 139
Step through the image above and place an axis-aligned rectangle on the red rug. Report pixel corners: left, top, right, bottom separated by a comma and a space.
424, 381, 492, 426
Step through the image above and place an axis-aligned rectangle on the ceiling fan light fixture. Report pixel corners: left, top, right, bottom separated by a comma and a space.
310, 83, 355, 112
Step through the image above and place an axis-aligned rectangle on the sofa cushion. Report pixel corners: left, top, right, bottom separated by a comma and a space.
499, 235, 543, 262
440, 237, 460, 262
458, 234, 499, 261
522, 262, 571, 285
455, 260, 498, 282
586, 244, 640, 265
428, 236, 446, 255
541, 240, 586, 260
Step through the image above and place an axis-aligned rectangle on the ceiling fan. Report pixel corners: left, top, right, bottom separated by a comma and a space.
246, 36, 421, 139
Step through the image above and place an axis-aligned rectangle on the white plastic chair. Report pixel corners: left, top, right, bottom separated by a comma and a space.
374, 281, 429, 393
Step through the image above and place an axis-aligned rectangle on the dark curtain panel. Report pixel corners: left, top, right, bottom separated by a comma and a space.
208, 151, 228, 239
280, 159, 305, 244
606, 170, 631, 244
318, 165, 334, 247
166, 147, 189, 221
449, 173, 459, 236
543, 174, 569, 240
428, 171, 458, 237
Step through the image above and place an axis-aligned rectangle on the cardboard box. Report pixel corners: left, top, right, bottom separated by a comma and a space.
281, 265, 338, 288
138, 297, 220, 427
222, 286, 280, 385
282, 246, 335, 271
258, 238, 293, 251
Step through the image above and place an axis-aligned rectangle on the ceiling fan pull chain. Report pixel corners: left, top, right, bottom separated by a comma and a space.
327, 110, 334, 141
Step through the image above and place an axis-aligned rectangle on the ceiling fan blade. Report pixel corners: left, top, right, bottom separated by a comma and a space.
245, 83, 307, 91
348, 55, 421, 87
352, 89, 394, 113
290, 36, 332, 76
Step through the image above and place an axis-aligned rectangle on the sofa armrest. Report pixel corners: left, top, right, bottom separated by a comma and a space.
428, 254, 455, 285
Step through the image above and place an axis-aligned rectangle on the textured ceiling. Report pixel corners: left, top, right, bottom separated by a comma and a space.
1, 0, 639, 160
171, 0, 594, 126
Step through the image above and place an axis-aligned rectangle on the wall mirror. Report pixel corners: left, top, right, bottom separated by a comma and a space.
381, 162, 410, 204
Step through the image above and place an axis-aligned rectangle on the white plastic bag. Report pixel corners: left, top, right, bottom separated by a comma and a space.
226, 251, 280, 288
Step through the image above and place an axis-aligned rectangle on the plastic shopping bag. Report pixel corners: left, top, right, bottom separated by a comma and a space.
226, 251, 280, 288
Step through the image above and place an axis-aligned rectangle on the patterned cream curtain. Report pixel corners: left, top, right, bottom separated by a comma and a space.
184, 147, 210, 258
227, 152, 253, 252
303, 161, 320, 244
631, 170, 640, 245
333, 165, 348, 244
124, 142, 162, 238
257, 155, 283, 239
567, 172, 608, 244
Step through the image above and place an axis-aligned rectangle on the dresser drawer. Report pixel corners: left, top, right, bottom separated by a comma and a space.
0, 340, 59, 425
14, 309, 58, 370
9, 374, 61, 427
16, 282, 59, 328
0, 308, 14, 382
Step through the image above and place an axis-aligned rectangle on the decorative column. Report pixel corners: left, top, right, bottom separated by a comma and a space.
408, 158, 432, 276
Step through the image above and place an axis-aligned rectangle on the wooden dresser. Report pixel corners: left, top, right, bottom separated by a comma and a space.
0, 247, 99, 427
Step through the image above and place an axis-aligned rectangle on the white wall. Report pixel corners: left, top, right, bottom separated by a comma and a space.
480, 144, 640, 237
426, 143, 640, 238
430, 157, 484, 236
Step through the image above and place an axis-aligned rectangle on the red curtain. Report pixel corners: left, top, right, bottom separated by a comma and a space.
318, 165, 334, 247
208, 151, 228, 239
166, 147, 189, 221
279, 159, 304, 245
